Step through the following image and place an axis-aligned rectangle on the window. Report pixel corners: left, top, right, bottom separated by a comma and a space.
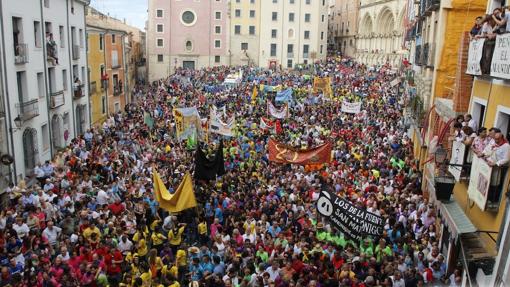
215, 56, 221, 63
271, 29, 277, 38
235, 25, 241, 35
34, 21, 41, 48
44, 0, 50, 8
157, 54, 163, 62
288, 28, 294, 38
287, 59, 293, 68
235, 9, 241, 17
182, 11, 196, 25
42, 124, 49, 151
185, 40, 193, 51
306, 0, 310, 3
37, 72, 44, 98
215, 11, 221, 20
215, 26, 221, 34
305, 14, 311, 22
157, 24, 163, 32
250, 10, 255, 18
321, 31, 324, 40
249, 26, 255, 35
156, 9, 163, 18
62, 70, 67, 91
99, 34, 104, 50
321, 15, 325, 22
303, 44, 309, 57
289, 13, 295, 22
273, 0, 277, 2
322, 0, 325, 5
157, 38, 163, 47
102, 96, 106, 114
272, 12, 278, 21
16, 72, 26, 102
270, 43, 277, 57
287, 44, 293, 55
236, 0, 240, 2
241, 42, 248, 50
290, 0, 295, 3
59, 26, 65, 47
112, 34, 116, 44
215, 40, 221, 48
320, 45, 323, 54
79, 29, 84, 47
304, 30, 310, 39
250, 0, 255, 3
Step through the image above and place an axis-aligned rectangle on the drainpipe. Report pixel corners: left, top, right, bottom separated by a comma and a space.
0, 0, 18, 184
103, 31, 108, 118
41, 0, 54, 158
84, 2, 91, 129
122, 34, 128, 106
66, 0, 77, 138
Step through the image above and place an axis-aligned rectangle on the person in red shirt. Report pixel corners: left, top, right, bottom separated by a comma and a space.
108, 199, 125, 216
104, 246, 123, 285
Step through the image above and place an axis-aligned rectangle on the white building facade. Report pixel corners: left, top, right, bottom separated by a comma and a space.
259, 0, 329, 69
0, 0, 90, 182
355, 0, 407, 66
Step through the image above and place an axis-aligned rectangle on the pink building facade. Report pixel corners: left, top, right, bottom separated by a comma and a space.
148, 0, 229, 81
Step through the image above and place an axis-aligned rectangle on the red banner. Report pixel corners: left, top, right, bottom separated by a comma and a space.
268, 138, 332, 165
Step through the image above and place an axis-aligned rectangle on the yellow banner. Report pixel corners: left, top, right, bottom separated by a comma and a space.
313, 77, 333, 97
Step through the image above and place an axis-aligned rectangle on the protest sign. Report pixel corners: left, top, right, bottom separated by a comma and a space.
341, 101, 362, 114
466, 38, 485, 75
491, 34, 510, 79
267, 101, 289, 119
173, 107, 201, 141
467, 155, 492, 210
317, 191, 384, 241
268, 138, 331, 165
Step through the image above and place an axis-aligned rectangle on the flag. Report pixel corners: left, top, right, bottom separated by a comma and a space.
144, 111, 154, 129
268, 138, 332, 165
251, 86, 258, 104
153, 170, 197, 213
186, 130, 197, 150
275, 120, 283, 134
194, 141, 225, 180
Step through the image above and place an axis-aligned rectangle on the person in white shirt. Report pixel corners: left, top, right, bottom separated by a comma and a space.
463, 114, 478, 132
117, 235, 133, 254
96, 188, 109, 206
12, 217, 30, 239
264, 260, 281, 281
42, 220, 62, 247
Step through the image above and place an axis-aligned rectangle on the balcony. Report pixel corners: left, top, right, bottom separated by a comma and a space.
14, 43, 29, 64
47, 44, 58, 65
73, 84, 84, 99
16, 99, 39, 121
111, 62, 121, 69
466, 34, 509, 79
113, 86, 122, 96
72, 44, 80, 60
415, 44, 423, 66
50, 90, 65, 109
303, 52, 309, 58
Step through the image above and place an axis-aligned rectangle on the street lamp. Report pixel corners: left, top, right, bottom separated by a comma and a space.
11, 116, 23, 132
434, 146, 448, 165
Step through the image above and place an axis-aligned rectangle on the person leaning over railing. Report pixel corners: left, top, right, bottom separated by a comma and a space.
492, 6, 510, 33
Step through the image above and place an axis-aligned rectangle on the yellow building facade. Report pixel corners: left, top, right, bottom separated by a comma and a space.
87, 28, 107, 125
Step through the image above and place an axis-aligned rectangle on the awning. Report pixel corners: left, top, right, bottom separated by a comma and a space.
440, 200, 477, 239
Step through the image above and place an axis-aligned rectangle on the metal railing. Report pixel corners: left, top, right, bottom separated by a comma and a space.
16, 99, 39, 121
73, 84, 84, 98
415, 45, 422, 66
303, 52, 309, 58
14, 43, 29, 64
287, 52, 294, 58
113, 86, 122, 96
50, 90, 65, 109
72, 44, 80, 60
112, 63, 121, 69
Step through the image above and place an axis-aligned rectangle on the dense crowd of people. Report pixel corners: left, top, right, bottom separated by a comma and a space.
0, 57, 467, 287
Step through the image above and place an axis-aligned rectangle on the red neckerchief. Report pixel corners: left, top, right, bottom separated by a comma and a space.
494, 138, 508, 148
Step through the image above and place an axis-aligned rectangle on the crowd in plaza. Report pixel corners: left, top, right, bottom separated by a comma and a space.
0, 57, 482, 287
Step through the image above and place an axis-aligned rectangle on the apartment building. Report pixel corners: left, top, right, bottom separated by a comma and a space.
328, 0, 359, 57
0, 0, 90, 182
259, 0, 329, 69
147, 0, 230, 82
230, 0, 261, 66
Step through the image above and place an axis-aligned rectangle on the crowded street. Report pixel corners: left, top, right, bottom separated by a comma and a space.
0, 57, 465, 287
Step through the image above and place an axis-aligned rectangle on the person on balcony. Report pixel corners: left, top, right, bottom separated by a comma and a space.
463, 114, 478, 131
469, 16, 484, 39
73, 77, 82, 97
484, 131, 510, 205
475, 15, 497, 39
471, 127, 491, 157
46, 33, 58, 65
492, 7, 510, 33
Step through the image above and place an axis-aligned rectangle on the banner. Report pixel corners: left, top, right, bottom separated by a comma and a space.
267, 101, 289, 119
194, 141, 226, 180
153, 170, 197, 213
466, 38, 485, 76
341, 101, 362, 114
143, 111, 154, 129
448, 141, 466, 181
209, 108, 235, 137
268, 138, 331, 165
200, 118, 209, 143
467, 155, 492, 211
317, 191, 384, 241
260, 117, 274, 130
490, 34, 510, 79
313, 77, 333, 97
390, 78, 400, 87
275, 88, 293, 103
173, 107, 201, 141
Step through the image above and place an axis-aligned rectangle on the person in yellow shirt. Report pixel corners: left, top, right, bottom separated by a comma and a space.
198, 218, 208, 245
151, 227, 167, 252
83, 222, 101, 240
147, 248, 164, 279
175, 246, 187, 283
137, 237, 148, 259
168, 223, 186, 254
138, 261, 152, 287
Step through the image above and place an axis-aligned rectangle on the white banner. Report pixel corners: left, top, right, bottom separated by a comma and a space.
467, 155, 492, 211
390, 78, 400, 87
448, 141, 466, 181
490, 34, 510, 79
267, 101, 289, 119
260, 117, 273, 130
341, 101, 362, 114
466, 38, 485, 75
209, 108, 235, 137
